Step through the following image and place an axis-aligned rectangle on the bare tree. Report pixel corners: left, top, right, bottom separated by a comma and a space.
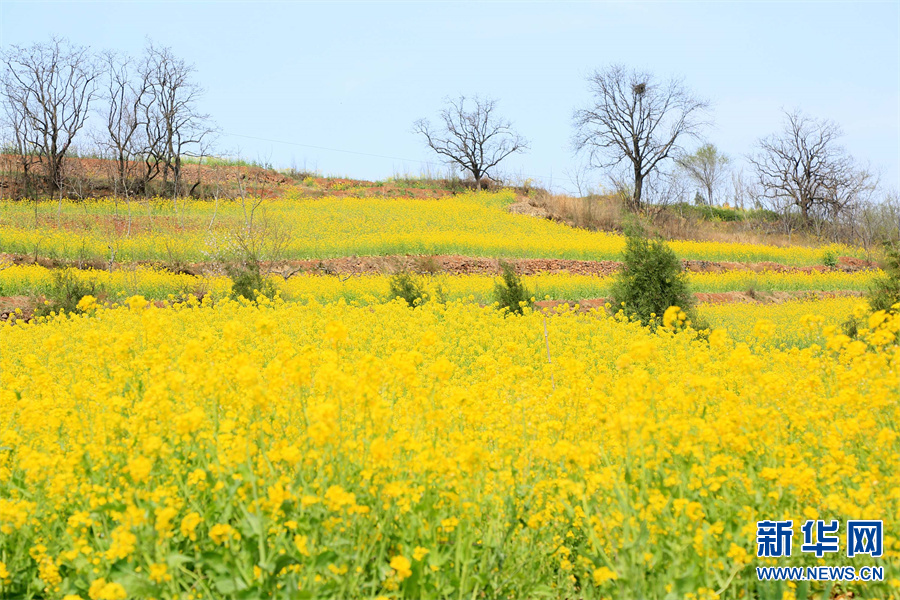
847, 191, 900, 255
729, 168, 755, 211
98, 50, 151, 198
140, 41, 215, 197
572, 65, 709, 212
641, 166, 691, 218
677, 143, 729, 206
0, 37, 99, 191
747, 110, 877, 227
563, 162, 598, 197
413, 95, 528, 190
0, 85, 39, 196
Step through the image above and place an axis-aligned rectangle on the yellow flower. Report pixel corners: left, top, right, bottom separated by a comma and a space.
125, 295, 149, 311
663, 306, 686, 329
126, 456, 153, 483
412, 546, 430, 561
209, 523, 239, 545
104, 527, 137, 561
685, 502, 705, 522
76, 295, 97, 311
148, 563, 171, 584
154, 506, 178, 536
708, 328, 729, 348
440, 517, 459, 533
592, 566, 617, 585
324, 320, 348, 345
390, 555, 412, 580
726, 543, 750, 567
180, 512, 202, 540
293, 534, 311, 557
88, 579, 127, 600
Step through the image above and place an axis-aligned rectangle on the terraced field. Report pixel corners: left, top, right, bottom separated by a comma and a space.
0, 191, 859, 264
0, 191, 896, 600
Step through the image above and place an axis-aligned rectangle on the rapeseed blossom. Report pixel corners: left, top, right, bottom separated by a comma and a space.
0, 296, 896, 598
0, 192, 859, 264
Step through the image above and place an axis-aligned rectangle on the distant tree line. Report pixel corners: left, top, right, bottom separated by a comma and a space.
1, 38, 896, 250
414, 66, 894, 249
1, 36, 214, 199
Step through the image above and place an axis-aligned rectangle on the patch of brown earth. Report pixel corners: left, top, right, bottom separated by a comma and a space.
0, 251, 879, 278
681, 260, 850, 274
507, 200, 550, 218
837, 256, 875, 269
267, 256, 624, 278
533, 290, 866, 313
0, 155, 458, 199
268, 256, 874, 278
0, 295, 33, 321
691, 289, 865, 305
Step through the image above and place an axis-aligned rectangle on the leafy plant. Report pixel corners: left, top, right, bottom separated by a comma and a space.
226, 261, 277, 301
387, 270, 447, 308
33, 269, 103, 317
610, 222, 699, 328
389, 270, 427, 307
493, 260, 532, 315
845, 244, 900, 336
822, 249, 838, 268
866, 243, 900, 313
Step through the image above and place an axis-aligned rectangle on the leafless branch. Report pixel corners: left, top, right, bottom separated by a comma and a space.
414, 95, 528, 190
747, 109, 877, 227
1, 36, 100, 191
572, 65, 709, 211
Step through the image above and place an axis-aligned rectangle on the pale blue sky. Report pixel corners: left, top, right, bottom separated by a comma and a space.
1, 0, 898, 194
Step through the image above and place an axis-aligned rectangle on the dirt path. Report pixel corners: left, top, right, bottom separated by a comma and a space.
1, 252, 876, 277
267, 255, 873, 277
533, 290, 866, 313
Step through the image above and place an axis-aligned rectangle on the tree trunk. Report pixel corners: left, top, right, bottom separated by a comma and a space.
632, 169, 643, 212
118, 151, 127, 196
174, 155, 182, 197
48, 155, 62, 191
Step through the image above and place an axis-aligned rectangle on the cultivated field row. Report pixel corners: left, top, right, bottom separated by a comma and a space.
0, 191, 862, 265
0, 264, 880, 308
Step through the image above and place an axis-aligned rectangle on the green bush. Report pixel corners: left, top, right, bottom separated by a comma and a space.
389, 270, 427, 307
822, 250, 838, 268
493, 261, 532, 315
696, 205, 741, 222
670, 203, 744, 222
388, 270, 447, 308
226, 262, 277, 301
33, 269, 103, 317
867, 244, 900, 313
611, 223, 700, 328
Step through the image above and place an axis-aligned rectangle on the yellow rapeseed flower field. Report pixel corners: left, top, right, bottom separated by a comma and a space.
0, 263, 878, 305
0, 192, 857, 264
0, 297, 897, 599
